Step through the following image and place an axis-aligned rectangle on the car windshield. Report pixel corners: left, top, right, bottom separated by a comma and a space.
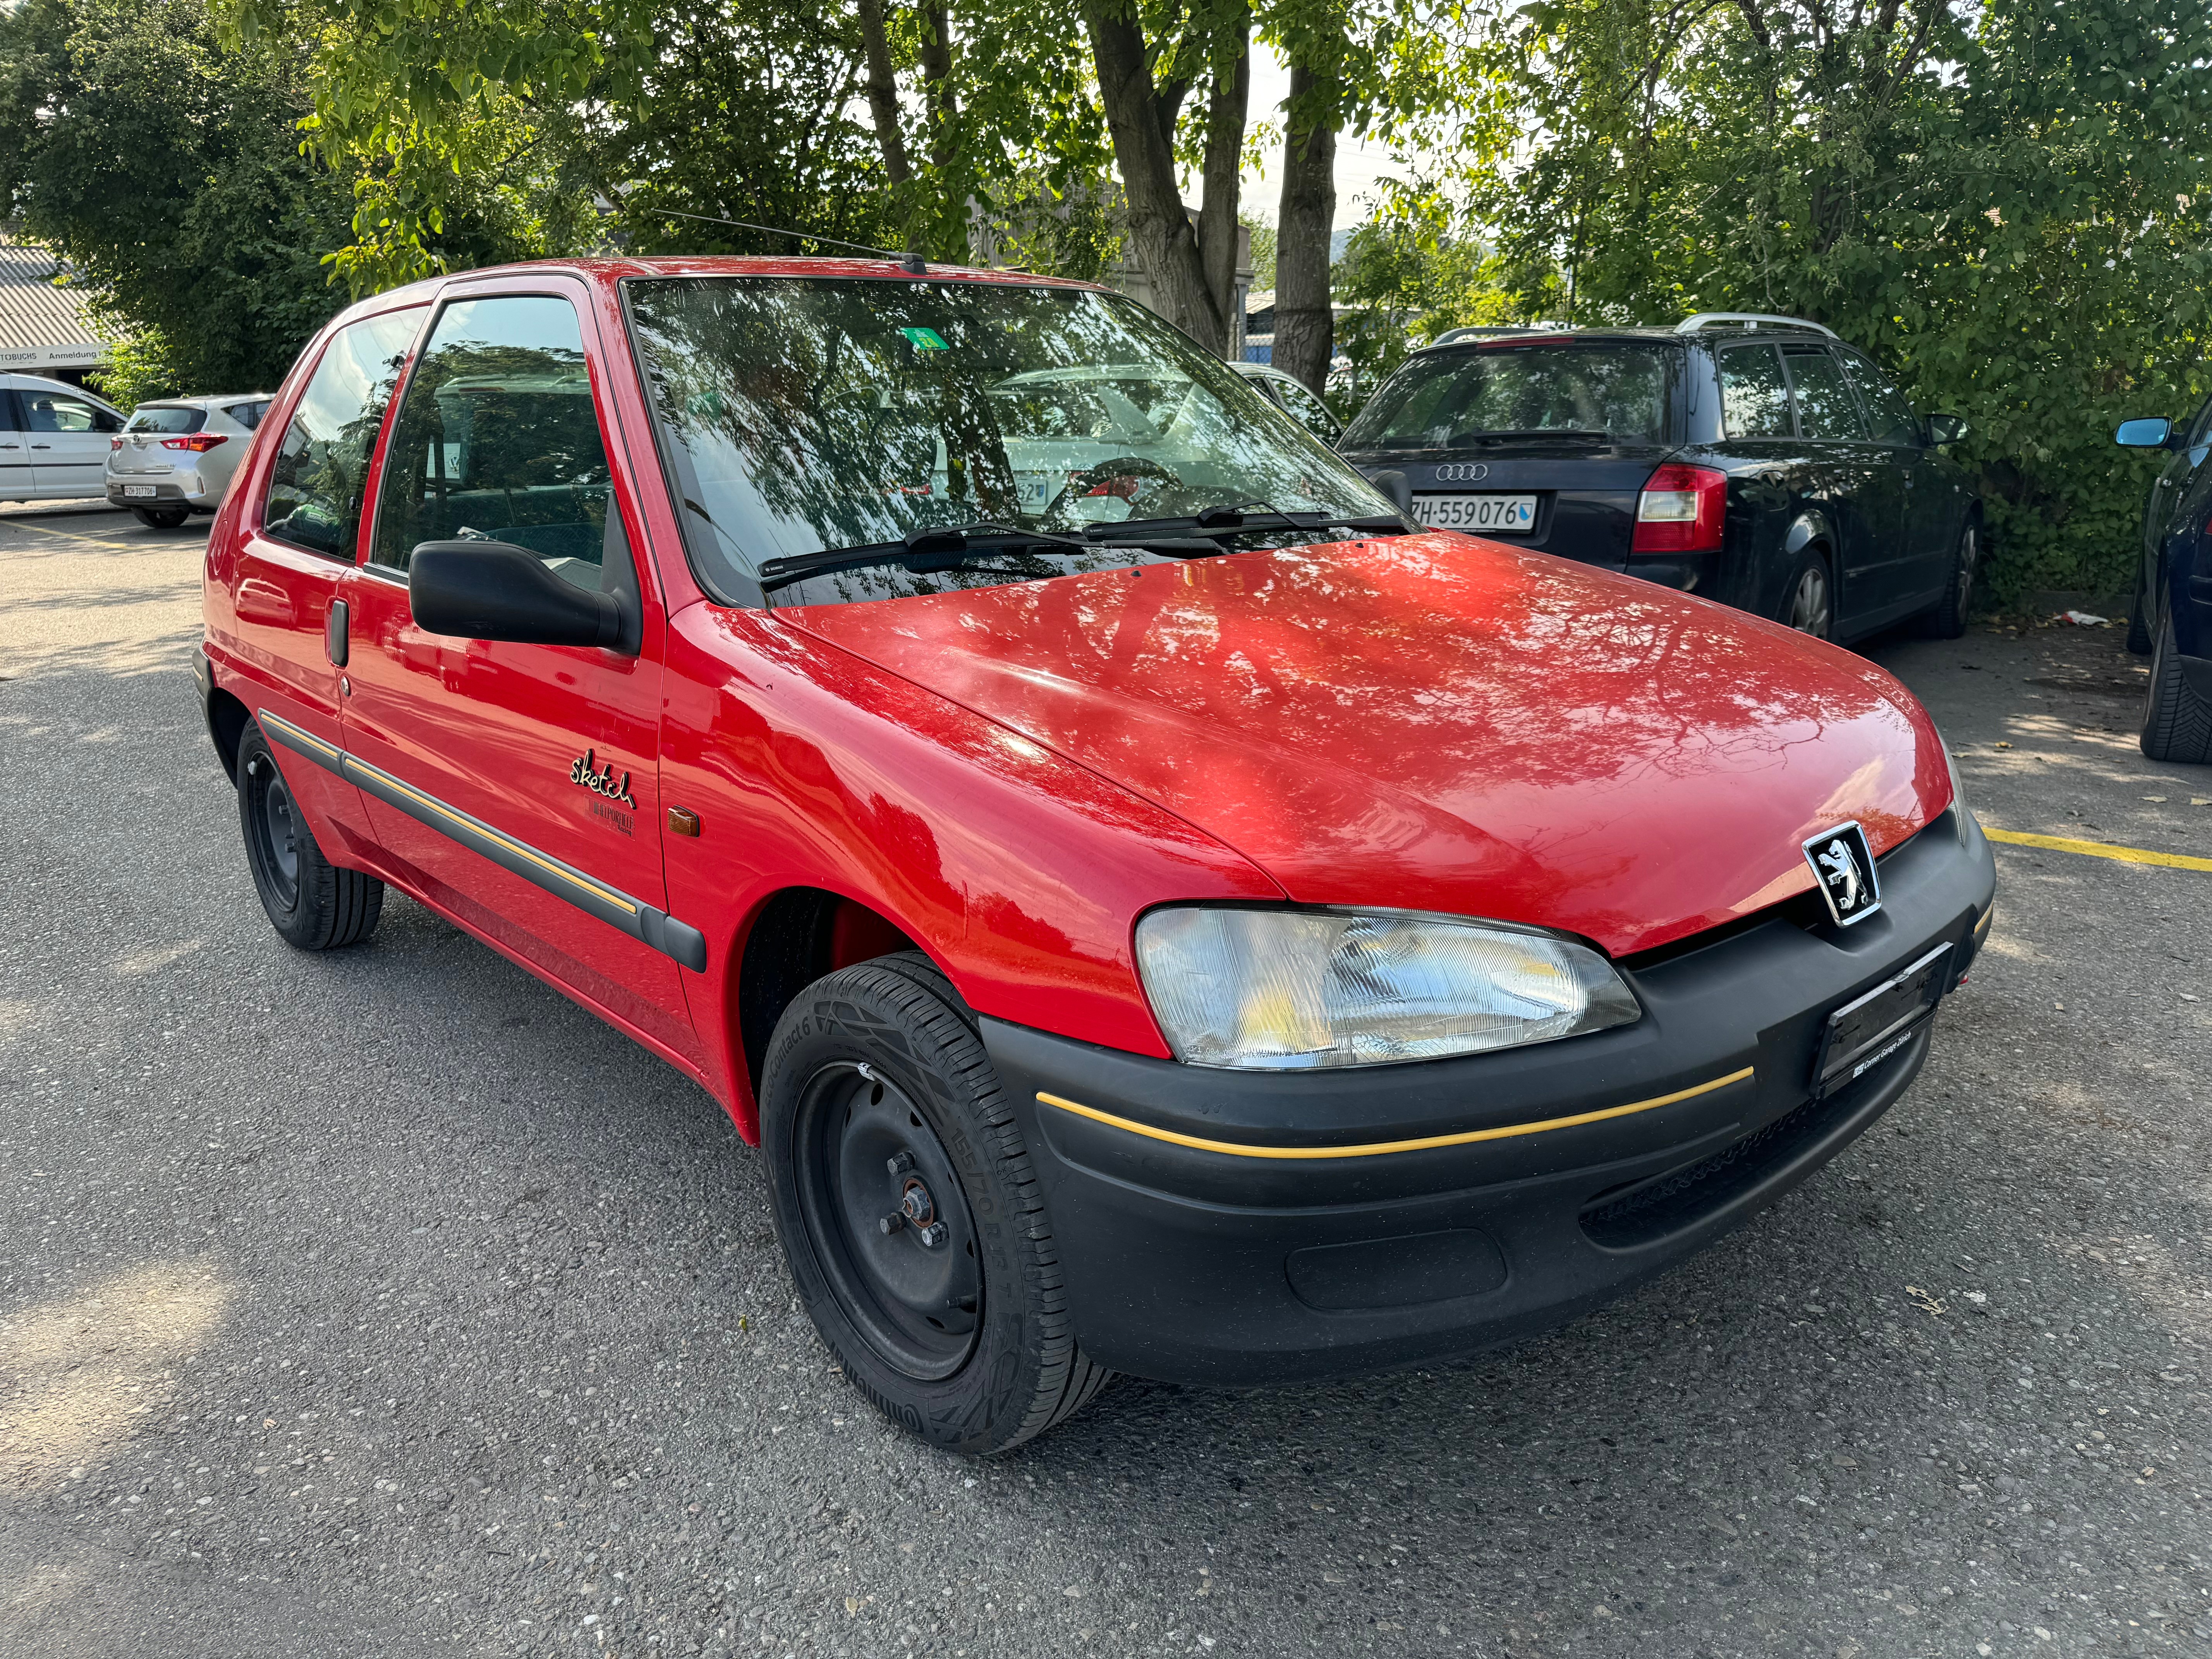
126, 405, 206, 434
1342, 342, 1674, 448
623, 275, 1391, 605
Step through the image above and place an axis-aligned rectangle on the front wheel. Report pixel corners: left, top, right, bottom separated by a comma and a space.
236, 723, 385, 949
760, 953, 1110, 1454
1780, 549, 1835, 640
2140, 601, 2212, 764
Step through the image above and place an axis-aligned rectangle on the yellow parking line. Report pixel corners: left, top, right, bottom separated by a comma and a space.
1984, 827, 2212, 872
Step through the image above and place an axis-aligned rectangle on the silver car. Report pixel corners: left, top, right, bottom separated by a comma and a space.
1230, 361, 1343, 443
105, 394, 272, 528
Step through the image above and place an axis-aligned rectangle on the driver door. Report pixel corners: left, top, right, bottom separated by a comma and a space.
337, 280, 702, 1068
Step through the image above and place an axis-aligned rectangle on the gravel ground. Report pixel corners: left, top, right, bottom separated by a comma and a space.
2, 509, 2206, 1659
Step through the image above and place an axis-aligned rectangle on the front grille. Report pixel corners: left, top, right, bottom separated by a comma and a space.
1578, 1029, 1920, 1249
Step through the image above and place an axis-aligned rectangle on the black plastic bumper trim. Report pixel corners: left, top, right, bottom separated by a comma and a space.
256, 708, 708, 972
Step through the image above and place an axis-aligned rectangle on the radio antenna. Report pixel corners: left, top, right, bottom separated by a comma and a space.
649, 207, 928, 276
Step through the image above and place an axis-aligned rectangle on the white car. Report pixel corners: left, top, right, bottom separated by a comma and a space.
0, 374, 127, 503
105, 393, 273, 528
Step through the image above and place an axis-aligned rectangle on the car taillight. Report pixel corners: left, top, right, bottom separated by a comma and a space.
160, 433, 228, 453
1632, 464, 1726, 554
110, 437, 122, 450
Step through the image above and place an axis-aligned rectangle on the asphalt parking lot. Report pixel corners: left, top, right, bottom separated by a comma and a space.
2, 506, 2207, 1659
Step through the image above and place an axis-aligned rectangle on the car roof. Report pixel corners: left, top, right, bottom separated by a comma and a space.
325, 256, 1107, 334
134, 395, 272, 409
1412, 323, 1839, 356
0, 373, 121, 401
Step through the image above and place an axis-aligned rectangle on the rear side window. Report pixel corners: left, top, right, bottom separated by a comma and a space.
1839, 352, 1922, 445
1342, 343, 1673, 447
1782, 347, 1867, 440
225, 400, 270, 431
369, 294, 614, 589
1719, 346, 1790, 438
127, 406, 207, 435
264, 308, 424, 559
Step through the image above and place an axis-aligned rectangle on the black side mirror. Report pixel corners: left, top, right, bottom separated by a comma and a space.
1926, 413, 1968, 446
2115, 417, 2176, 450
1366, 469, 1414, 516
409, 540, 629, 651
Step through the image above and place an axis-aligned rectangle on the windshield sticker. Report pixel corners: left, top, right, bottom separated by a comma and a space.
899, 326, 950, 351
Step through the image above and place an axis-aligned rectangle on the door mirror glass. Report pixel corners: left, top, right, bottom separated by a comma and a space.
2115, 417, 2174, 448
1927, 413, 1968, 446
408, 539, 623, 649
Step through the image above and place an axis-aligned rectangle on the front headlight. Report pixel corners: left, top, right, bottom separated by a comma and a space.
1134, 907, 1641, 1070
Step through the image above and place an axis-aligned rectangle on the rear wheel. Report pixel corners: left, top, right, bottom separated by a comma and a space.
1781, 550, 1835, 640
236, 723, 384, 949
1919, 522, 1978, 639
2139, 599, 2212, 764
761, 953, 1110, 1454
131, 506, 189, 529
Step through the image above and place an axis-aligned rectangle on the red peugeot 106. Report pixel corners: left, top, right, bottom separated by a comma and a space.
195, 258, 1996, 1452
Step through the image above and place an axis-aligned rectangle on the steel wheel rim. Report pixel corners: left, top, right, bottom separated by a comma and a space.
1789, 565, 1832, 638
791, 1062, 981, 1381
253, 763, 301, 907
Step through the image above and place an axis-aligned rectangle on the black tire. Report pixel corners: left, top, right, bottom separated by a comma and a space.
236, 723, 385, 949
2126, 569, 2154, 656
131, 506, 189, 529
760, 952, 1110, 1454
2139, 599, 2212, 764
1918, 520, 1978, 639
1779, 548, 1835, 640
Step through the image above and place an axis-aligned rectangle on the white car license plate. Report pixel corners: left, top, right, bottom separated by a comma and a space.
122, 484, 157, 498
1413, 493, 1537, 532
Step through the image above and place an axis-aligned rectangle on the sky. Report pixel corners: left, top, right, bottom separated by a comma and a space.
1237, 40, 1410, 235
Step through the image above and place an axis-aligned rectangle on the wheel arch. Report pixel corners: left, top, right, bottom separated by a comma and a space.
726, 886, 929, 1129
206, 684, 251, 784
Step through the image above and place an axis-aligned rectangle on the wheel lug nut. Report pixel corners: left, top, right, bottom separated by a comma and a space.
918, 1222, 948, 1248
878, 1213, 904, 1235
886, 1151, 916, 1176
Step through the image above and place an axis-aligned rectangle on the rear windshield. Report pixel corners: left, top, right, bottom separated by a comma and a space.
622, 276, 1389, 605
1342, 342, 1675, 448
126, 405, 206, 434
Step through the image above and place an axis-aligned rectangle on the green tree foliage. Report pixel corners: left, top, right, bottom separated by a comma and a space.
0, 0, 356, 395
1455, 0, 2212, 603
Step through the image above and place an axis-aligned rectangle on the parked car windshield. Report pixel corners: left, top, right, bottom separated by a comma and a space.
125, 405, 207, 435
623, 276, 1390, 605
1342, 342, 1674, 448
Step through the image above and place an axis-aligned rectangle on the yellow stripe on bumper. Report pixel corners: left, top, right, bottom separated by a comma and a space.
1036, 1065, 1757, 1161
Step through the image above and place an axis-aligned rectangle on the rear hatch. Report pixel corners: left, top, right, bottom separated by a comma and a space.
113, 404, 206, 474
1338, 335, 1684, 573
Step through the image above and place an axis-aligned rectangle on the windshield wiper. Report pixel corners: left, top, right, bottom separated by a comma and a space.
1097, 507, 1410, 543
759, 520, 1215, 592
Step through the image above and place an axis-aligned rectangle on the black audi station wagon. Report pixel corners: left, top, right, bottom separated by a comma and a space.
1338, 314, 1980, 644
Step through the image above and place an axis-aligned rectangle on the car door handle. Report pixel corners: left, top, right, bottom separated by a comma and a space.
326, 598, 350, 667
30, 443, 51, 450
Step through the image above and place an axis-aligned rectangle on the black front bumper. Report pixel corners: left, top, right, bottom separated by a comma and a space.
982, 811, 1997, 1387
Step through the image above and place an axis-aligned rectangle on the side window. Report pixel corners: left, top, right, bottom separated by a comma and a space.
1273, 376, 1341, 441
264, 308, 425, 560
1783, 347, 1867, 440
226, 400, 270, 432
369, 294, 613, 588
1839, 352, 1923, 445
1719, 345, 1791, 438
2185, 394, 2212, 449
24, 390, 120, 433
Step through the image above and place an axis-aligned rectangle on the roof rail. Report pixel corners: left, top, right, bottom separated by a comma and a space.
1428, 323, 1568, 347
1674, 311, 1837, 338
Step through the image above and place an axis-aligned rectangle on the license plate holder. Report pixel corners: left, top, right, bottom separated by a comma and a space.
122, 484, 156, 498
1812, 943, 1950, 1097
1412, 493, 1538, 533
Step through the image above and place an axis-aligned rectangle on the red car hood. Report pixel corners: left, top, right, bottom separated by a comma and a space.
784, 532, 1951, 957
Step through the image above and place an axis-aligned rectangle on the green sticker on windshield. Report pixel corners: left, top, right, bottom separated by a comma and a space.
899, 326, 949, 351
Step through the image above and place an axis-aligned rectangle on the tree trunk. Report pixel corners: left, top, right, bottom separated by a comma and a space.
1195, 15, 1250, 353
855, 0, 912, 188
1084, 0, 1223, 350
920, 2, 958, 174
1274, 63, 1336, 395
